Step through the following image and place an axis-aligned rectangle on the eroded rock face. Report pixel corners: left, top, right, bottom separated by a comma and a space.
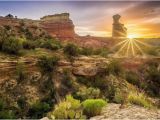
0, 13, 76, 39
40, 13, 76, 39
112, 14, 127, 38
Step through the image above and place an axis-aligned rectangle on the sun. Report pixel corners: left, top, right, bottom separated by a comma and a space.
127, 34, 136, 39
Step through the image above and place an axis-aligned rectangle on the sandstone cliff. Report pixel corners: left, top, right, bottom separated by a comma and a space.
0, 13, 76, 39
40, 13, 76, 38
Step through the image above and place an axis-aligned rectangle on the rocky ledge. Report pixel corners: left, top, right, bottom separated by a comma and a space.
91, 103, 160, 120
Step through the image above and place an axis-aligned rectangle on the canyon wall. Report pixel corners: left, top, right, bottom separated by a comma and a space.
39, 13, 76, 38
0, 13, 76, 39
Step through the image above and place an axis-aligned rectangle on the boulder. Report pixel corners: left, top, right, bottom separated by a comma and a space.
72, 56, 109, 77
73, 65, 98, 76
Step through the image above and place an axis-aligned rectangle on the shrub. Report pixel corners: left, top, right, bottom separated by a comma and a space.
41, 39, 61, 50
3, 25, 11, 31
76, 76, 89, 85
48, 95, 85, 119
146, 66, 160, 96
146, 47, 159, 56
80, 47, 93, 56
17, 97, 28, 116
75, 87, 101, 101
94, 48, 109, 57
103, 75, 129, 103
28, 102, 50, 119
24, 28, 33, 40
16, 62, 26, 83
106, 60, 123, 76
141, 60, 160, 97
82, 99, 107, 117
2, 36, 23, 54
23, 40, 36, 49
0, 99, 5, 111
113, 88, 128, 104
0, 110, 15, 119
0, 99, 16, 119
62, 69, 73, 88
37, 55, 60, 73
125, 71, 140, 86
128, 91, 153, 108
63, 43, 79, 57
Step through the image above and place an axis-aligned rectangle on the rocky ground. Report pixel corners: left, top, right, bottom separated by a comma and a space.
91, 103, 160, 120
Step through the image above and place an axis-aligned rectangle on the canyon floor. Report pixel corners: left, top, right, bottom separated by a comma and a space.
91, 103, 160, 120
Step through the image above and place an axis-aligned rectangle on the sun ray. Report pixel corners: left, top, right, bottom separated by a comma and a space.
134, 39, 152, 47
112, 36, 153, 58
133, 40, 144, 55
126, 39, 131, 57
113, 39, 128, 48
130, 39, 135, 56
115, 40, 130, 56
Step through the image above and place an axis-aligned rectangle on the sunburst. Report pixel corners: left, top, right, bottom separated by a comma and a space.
112, 37, 152, 58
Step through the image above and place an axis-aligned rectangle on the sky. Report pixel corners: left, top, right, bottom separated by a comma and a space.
0, 1, 160, 38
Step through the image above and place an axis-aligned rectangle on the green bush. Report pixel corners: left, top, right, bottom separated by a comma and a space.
113, 88, 128, 104
0, 110, 15, 119
125, 71, 140, 86
0, 99, 5, 111
146, 47, 159, 56
16, 62, 26, 83
3, 25, 11, 31
37, 55, 60, 73
76, 76, 89, 85
0, 99, 16, 119
128, 91, 153, 108
28, 102, 50, 119
41, 39, 61, 50
82, 99, 107, 117
94, 48, 109, 57
80, 47, 93, 56
63, 43, 79, 57
2, 36, 23, 54
23, 40, 36, 49
104, 75, 129, 103
140, 60, 160, 97
146, 66, 160, 96
48, 95, 85, 119
62, 69, 73, 88
106, 60, 123, 76
76, 87, 101, 101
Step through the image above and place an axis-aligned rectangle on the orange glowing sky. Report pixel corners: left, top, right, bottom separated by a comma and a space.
0, 1, 160, 38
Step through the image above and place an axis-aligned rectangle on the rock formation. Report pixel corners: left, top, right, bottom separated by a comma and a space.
112, 14, 127, 38
40, 13, 76, 39
0, 13, 76, 39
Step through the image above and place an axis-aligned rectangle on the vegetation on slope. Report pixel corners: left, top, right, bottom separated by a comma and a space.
0, 23, 159, 119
